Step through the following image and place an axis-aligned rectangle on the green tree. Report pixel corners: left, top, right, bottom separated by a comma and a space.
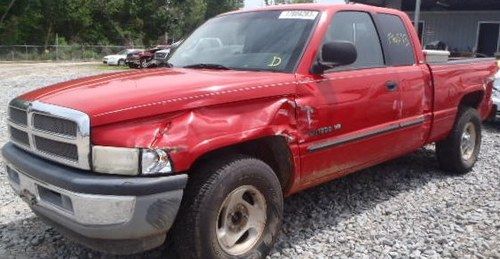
0, 0, 243, 46
205, 0, 243, 19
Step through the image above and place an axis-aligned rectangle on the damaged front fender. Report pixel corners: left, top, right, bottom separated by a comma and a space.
91, 97, 299, 173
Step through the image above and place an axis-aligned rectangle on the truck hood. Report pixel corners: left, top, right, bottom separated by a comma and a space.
20, 68, 297, 126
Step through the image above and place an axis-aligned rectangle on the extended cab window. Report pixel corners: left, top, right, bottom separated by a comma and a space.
376, 14, 415, 66
324, 11, 384, 70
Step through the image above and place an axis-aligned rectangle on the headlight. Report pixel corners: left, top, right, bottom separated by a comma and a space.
141, 149, 172, 175
92, 146, 173, 176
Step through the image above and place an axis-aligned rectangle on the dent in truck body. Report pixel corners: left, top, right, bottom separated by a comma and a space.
92, 96, 301, 172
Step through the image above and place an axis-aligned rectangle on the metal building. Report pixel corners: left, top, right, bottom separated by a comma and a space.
351, 0, 500, 57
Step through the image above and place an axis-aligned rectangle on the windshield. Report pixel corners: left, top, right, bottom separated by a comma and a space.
168, 10, 319, 72
118, 50, 128, 55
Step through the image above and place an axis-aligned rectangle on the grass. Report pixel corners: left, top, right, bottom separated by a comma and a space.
94, 64, 130, 71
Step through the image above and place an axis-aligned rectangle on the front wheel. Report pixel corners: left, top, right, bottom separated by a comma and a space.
127, 62, 137, 69
172, 156, 283, 258
140, 58, 149, 69
436, 107, 482, 174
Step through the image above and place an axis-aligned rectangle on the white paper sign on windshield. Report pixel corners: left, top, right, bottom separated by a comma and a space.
279, 11, 319, 20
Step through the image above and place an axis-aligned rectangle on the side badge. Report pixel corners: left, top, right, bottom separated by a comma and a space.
309, 124, 342, 137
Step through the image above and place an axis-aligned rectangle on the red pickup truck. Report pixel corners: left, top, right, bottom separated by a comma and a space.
3, 3, 496, 258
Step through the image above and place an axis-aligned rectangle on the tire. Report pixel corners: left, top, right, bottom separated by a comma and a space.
171, 155, 283, 259
436, 107, 482, 174
118, 59, 125, 66
140, 58, 148, 69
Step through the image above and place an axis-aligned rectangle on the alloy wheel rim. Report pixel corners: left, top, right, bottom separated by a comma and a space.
460, 122, 476, 161
216, 185, 267, 255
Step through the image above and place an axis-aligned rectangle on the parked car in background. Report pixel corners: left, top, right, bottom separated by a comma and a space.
154, 41, 183, 67
153, 48, 171, 66
126, 45, 169, 69
102, 49, 142, 66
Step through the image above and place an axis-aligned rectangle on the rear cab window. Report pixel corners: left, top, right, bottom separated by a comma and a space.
375, 13, 416, 66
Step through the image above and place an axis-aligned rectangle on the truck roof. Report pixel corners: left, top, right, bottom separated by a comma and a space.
227, 3, 404, 15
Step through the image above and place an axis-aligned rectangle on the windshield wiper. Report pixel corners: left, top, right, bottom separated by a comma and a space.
183, 63, 231, 70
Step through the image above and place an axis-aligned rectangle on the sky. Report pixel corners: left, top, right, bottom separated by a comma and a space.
244, 0, 346, 9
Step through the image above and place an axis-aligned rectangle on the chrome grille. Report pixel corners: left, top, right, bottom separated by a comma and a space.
34, 136, 79, 161
33, 113, 77, 137
9, 107, 27, 125
7, 98, 91, 170
9, 126, 30, 146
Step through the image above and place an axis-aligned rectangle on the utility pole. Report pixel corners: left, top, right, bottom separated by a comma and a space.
55, 33, 59, 61
414, 0, 422, 32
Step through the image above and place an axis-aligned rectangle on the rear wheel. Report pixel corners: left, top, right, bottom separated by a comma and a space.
171, 156, 283, 258
436, 107, 482, 174
118, 59, 125, 66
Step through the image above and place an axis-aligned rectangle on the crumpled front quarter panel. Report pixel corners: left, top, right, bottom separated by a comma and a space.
92, 92, 300, 173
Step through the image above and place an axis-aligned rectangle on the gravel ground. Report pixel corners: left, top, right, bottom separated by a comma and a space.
0, 62, 499, 258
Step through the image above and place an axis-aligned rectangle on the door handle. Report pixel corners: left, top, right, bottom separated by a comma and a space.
386, 81, 399, 92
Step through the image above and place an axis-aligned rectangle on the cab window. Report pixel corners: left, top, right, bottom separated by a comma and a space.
376, 13, 416, 66
323, 11, 384, 71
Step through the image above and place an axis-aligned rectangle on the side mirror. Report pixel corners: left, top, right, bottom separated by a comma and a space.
311, 41, 357, 74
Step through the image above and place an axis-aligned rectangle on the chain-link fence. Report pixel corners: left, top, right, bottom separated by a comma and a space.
0, 45, 145, 61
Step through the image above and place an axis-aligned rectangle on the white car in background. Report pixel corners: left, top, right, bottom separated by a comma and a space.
103, 49, 142, 66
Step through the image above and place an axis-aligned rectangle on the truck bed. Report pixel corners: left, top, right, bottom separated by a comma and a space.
427, 58, 497, 142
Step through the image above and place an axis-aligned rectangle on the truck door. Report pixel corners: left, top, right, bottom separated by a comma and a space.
375, 13, 433, 151
297, 11, 404, 186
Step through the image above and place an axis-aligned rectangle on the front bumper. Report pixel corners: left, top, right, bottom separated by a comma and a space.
2, 143, 187, 254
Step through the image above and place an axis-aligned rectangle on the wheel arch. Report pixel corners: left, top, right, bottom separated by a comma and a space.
189, 136, 296, 193
459, 90, 484, 109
